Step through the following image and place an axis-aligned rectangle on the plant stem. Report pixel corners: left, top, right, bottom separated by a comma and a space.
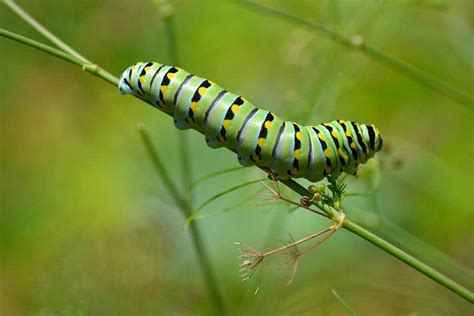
139, 127, 226, 315
2, 27, 472, 304
0, 29, 118, 86
4, 0, 91, 64
332, 289, 357, 316
236, 0, 474, 110
343, 219, 474, 303
278, 177, 473, 303
162, 13, 194, 200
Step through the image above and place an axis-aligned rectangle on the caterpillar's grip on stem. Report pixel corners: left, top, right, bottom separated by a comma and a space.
119, 61, 383, 182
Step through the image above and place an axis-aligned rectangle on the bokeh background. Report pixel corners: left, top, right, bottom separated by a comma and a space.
1, 0, 473, 315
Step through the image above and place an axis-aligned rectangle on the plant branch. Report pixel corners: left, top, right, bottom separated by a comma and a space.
3, 0, 225, 309
0, 28, 118, 86
158, 4, 195, 202
2, 26, 472, 303
4, 0, 91, 64
236, 0, 474, 110
139, 127, 226, 315
343, 219, 474, 303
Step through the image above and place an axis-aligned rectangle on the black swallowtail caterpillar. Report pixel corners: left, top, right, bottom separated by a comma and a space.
119, 62, 383, 182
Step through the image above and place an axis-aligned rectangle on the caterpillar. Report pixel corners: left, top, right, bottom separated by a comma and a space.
119, 61, 383, 182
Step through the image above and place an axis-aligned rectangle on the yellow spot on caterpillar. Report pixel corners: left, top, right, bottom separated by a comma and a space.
145, 66, 152, 71
296, 132, 302, 140
258, 138, 266, 146
264, 121, 272, 129
139, 76, 145, 83
350, 143, 356, 149
324, 149, 332, 158
252, 154, 260, 161
331, 131, 338, 138
338, 148, 347, 160
198, 87, 207, 95
345, 130, 352, 137
191, 102, 198, 110
223, 120, 231, 128
339, 119, 345, 124
294, 149, 301, 159
161, 86, 168, 93
318, 133, 325, 141
167, 73, 175, 79
231, 104, 239, 113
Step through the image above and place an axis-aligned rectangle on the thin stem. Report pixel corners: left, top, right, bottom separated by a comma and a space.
343, 219, 474, 303
164, 16, 179, 65
263, 227, 332, 257
4, 0, 91, 64
163, 13, 194, 200
279, 196, 329, 218
188, 166, 244, 193
300, 227, 336, 255
3, 0, 224, 307
332, 289, 357, 316
139, 126, 226, 315
0, 29, 118, 86
236, 0, 474, 110
138, 126, 188, 212
0, 28, 82, 66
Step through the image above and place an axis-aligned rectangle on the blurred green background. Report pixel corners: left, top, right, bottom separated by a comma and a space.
1, 0, 473, 315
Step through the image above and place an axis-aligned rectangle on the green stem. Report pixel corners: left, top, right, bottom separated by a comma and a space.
139, 127, 226, 315
236, 0, 474, 110
343, 219, 474, 303
0, 29, 118, 86
332, 289, 357, 316
163, 15, 194, 200
1, 28, 82, 66
3, 0, 92, 64
158, 5, 194, 203
2, 27, 472, 304
4, 0, 91, 64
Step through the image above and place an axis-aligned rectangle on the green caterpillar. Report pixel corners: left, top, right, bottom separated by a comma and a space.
119, 61, 383, 182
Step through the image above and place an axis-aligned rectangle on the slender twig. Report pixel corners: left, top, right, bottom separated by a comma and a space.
0, 28, 83, 66
332, 289, 357, 316
262, 227, 332, 257
4, 0, 91, 64
343, 219, 474, 303
236, 0, 474, 109
0, 29, 118, 85
162, 11, 194, 201
3, 0, 225, 310
188, 166, 245, 193
1, 27, 472, 303
138, 126, 188, 212
139, 127, 226, 315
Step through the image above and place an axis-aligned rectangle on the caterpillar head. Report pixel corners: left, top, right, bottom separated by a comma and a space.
118, 63, 144, 96
360, 124, 383, 158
